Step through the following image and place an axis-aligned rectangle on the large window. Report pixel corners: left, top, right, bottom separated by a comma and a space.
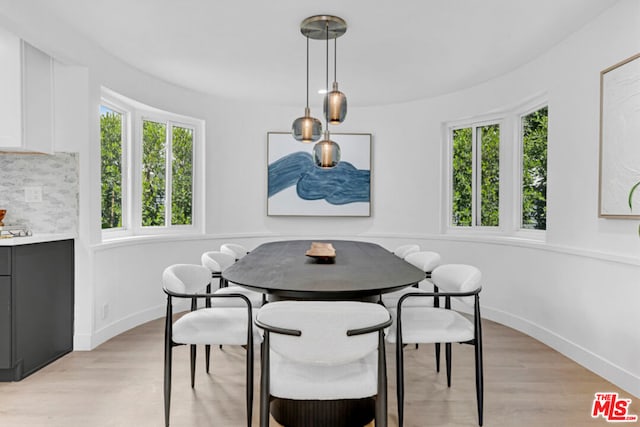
100, 105, 125, 230
446, 100, 548, 236
100, 89, 201, 237
141, 119, 193, 227
521, 106, 548, 230
451, 123, 500, 227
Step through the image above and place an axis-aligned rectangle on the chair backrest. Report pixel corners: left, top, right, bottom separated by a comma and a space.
220, 243, 249, 260
404, 251, 441, 273
431, 264, 481, 293
393, 244, 420, 259
163, 264, 211, 294
201, 251, 236, 273
256, 301, 389, 365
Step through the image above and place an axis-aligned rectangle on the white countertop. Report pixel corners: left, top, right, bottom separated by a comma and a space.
0, 233, 76, 246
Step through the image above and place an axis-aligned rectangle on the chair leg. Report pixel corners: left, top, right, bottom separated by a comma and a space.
164, 338, 172, 427
375, 330, 388, 427
205, 344, 211, 373
396, 337, 405, 427
190, 344, 197, 388
260, 338, 271, 427
435, 342, 441, 372
445, 343, 452, 387
475, 340, 484, 426
246, 341, 254, 427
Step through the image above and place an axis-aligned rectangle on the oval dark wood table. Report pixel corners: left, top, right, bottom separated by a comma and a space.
222, 240, 426, 427
222, 239, 425, 301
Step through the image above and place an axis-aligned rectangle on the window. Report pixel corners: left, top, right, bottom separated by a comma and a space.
100, 88, 201, 237
451, 123, 500, 228
100, 105, 125, 230
521, 106, 547, 230
141, 119, 193, 227
445, 99, 548, 237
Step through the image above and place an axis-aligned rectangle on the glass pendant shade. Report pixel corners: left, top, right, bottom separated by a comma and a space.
292, 107, 322, 143
324, 81, 347, 124
313, 131, 341, 168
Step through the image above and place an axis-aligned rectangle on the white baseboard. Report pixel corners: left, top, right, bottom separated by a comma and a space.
74, 300, 189, 351
483, 306, 640, 398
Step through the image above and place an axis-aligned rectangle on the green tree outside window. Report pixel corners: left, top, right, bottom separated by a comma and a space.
171, 126, 193, 225
521, 107, 548, 230
100, 107, 123, 229
452, 124, 500, 227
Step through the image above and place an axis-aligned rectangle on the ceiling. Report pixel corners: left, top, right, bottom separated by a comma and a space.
20, 0, 619, 106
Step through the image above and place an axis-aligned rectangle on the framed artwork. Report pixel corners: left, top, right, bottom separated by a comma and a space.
267, 132, 371, 216
599, 53, 640, 218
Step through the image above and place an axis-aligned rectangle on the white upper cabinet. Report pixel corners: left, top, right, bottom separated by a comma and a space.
0, 26, 54, 154
0, 27, 22, 149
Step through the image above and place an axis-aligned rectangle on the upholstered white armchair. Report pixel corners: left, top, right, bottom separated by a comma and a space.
255, 301, 392, 427
162, 264, 255, 427
392, 244, 420, 259
387, 264, 484, 426
220, 242, 250, 261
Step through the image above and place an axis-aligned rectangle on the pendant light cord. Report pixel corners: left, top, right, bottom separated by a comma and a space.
334, 37, 337, 83
305, 36, 309, 109
325, 22, 329, 131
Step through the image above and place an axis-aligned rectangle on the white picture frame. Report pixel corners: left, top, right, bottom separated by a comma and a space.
267, 132, 371, 216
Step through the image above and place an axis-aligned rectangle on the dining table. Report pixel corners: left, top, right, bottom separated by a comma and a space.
222, 239, 425, 302
222, 239, 426, 427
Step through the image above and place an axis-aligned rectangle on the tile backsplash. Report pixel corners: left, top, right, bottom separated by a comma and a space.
0, 152, 78, 234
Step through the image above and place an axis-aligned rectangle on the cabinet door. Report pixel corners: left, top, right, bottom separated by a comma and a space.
22, 42, 54, 154
0, 276, 11, 369
14, 240, 73, 376
0, 26, 22, 148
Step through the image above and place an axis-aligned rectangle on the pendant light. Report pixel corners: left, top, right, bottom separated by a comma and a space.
291, 36, 322, 143
313, 19, 341, 168
324, 37, 347, 124
299, 15, 346, 168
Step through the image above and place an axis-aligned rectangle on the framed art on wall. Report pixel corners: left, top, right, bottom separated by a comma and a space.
267, 132, 371, 216
599, 52, 640, 218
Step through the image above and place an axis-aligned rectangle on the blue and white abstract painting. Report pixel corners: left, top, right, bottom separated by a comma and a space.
267, 132, 371, 216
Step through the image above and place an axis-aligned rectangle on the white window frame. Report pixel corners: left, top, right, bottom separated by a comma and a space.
443, 95, 548, 239
99, 97, 131, 238
514, 98, 548, 237
100, 88, 204, 240
444, 115, 504, 233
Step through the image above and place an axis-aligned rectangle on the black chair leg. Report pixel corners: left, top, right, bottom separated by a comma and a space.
190, 344, 197, 388
260, 338, 270, 427
435, 342, 441, 372
205, 344, 211, 373
246, 342, 254, 427
375, 331, 388, 427
164, 341, 172, 427
445, 342, 452, 387
475, 339, 484, 425
396, 339, 405, 427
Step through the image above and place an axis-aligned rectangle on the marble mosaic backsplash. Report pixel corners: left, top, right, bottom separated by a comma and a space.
0, 152, 78, 234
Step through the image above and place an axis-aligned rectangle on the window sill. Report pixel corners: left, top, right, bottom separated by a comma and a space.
97, 230, 206, 250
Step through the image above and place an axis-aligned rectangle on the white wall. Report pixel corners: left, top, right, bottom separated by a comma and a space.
1, 0, 638, 397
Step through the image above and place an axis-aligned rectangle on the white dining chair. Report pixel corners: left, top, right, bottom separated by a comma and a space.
162, 264, 255, 427
201, 251, 264, 307
381, 251, 441, 308
201, 251, 265, 371
392, 244, 420, 259
220, 242, 250, 261
255, 300, 392, 427
387, 264, 484, 426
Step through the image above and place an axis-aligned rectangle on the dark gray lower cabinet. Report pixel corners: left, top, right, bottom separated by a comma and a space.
0, 239, 74, 381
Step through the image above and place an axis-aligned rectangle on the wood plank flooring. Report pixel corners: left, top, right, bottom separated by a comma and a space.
0, 317, 633, 426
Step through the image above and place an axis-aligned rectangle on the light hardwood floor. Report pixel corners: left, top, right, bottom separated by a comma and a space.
0, 317, 633, 426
